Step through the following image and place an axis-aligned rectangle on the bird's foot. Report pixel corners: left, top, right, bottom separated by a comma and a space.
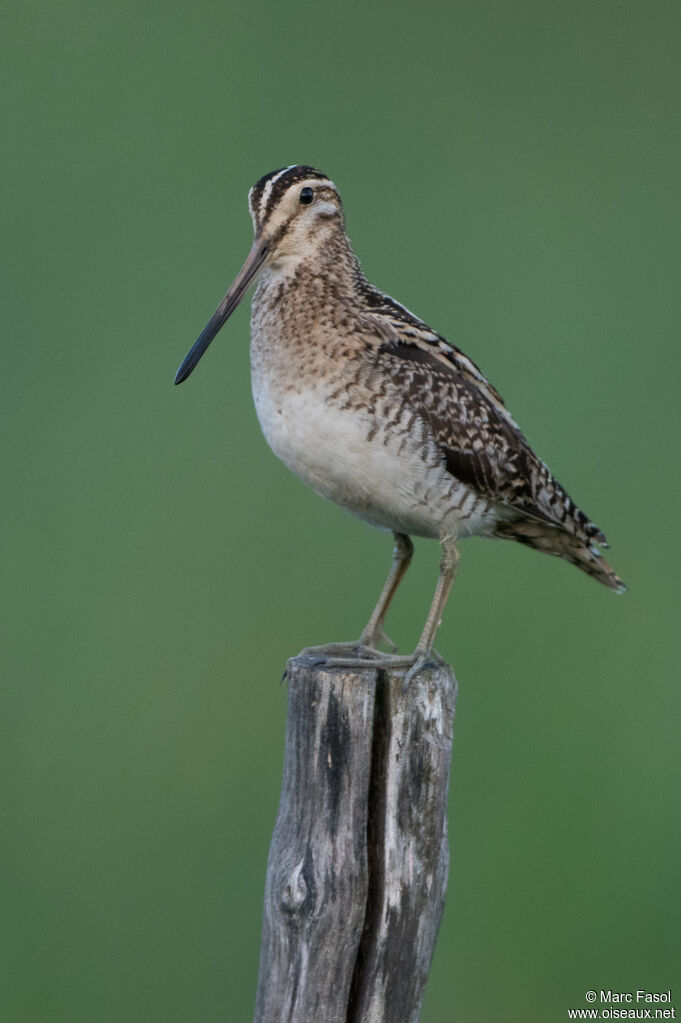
359, 625, 398, 653
400, 649, 445, 691
298, 640, 385, 661
306, 646, 444, 691
298, 625, 397, 660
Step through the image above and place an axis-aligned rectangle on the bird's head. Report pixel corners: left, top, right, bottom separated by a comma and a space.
249, 165, 344, 263
174, 165, 343, 384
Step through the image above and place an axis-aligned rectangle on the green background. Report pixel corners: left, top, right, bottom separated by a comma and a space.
3, 1, 679, 1020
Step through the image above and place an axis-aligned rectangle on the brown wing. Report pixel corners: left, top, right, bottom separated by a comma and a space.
358, 282, 513, 410
373, 336, 606, 545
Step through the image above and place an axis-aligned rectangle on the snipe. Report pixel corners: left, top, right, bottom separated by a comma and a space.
175, 165, 624, 684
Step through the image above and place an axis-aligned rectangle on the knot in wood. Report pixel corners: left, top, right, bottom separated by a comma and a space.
280, 858, 309, 913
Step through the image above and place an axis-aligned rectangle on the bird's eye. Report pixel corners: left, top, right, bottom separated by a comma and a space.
299, 186, 314, 205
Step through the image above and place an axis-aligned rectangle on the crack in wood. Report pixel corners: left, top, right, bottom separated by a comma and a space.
253, 658, 456, 1023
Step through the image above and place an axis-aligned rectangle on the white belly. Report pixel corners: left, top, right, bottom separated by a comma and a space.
251, 374, 499, 541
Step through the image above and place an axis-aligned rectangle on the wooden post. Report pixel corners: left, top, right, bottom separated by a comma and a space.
253, 655, 457, 1023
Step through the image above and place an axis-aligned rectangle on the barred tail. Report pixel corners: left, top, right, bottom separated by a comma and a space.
495, 519, 626, 593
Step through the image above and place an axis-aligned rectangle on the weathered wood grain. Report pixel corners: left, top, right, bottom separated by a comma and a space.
253, 656, 456, 1023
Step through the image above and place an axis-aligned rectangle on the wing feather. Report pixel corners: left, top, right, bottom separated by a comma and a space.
368, 330, 605, 544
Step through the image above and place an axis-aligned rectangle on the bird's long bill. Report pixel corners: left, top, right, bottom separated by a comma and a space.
174, 235, 268, 384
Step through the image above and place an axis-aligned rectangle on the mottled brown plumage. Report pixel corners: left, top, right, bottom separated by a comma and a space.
175, 165, 624, 682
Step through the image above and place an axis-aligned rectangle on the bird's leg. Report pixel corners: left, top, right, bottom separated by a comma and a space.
401, 537, 458, 687
299, 532, 413, 659
311, 537, 459, 688
415, 537, 458, 654
358, 532, 413, 650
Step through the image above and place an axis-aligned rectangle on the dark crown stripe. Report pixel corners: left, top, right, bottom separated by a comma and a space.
249, 167, 288, 220
253, 165, 333, 221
